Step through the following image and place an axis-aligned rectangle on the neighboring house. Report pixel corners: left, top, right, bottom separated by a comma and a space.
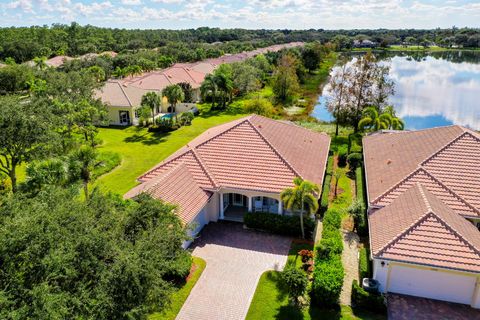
363, 125, 480, 308
98, 42, 305, 126
353, 39, 377, 48
124, 114, 330, 247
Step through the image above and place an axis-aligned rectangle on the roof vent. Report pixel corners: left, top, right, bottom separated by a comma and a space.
387, 159, 392, 165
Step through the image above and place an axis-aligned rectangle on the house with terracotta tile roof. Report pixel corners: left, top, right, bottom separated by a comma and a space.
124, 114, 330, 247
97, 42, 304, 125
363, 125, 480, 308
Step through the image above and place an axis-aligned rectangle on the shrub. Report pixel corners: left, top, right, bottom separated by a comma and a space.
348, 132, 363, 153
347, 199, 365, 233
312, 255, 344, 306
298, 249, 314, 262
179, 111, 194, 126
323, 209, 342, 229
351, 280, 386, 313
337, 146, 348, 167
347, 152, 363, 170
243, 97, 275, 117
281, 266, 309, 304
164, 251, 193, 283
359, 247, 372, 280
319, 156, 334, 215
244, 212, 315, 239
355, 167, 368, 236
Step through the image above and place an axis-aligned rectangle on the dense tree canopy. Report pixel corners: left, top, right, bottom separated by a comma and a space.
0, 188, 191, 319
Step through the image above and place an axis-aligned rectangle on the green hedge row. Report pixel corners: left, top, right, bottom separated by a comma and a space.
359, 247, 372, 280
355, 167, 368, 236
244, 212, 315, 239
351, 280, 386, 313
312, 209, 344, 306
312, 255, 344, 305
320, 155, 334, 215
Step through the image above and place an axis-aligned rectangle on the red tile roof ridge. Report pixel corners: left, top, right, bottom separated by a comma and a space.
371, 167, 480, 216
125, 161, 189, 199
246, 116, 302, 179
376, 183, 480, 258
189, 145, 219, 189
420, 131, 480, 167
137, 148, 193, 182
192, 117, 252, 149
115, 81, 133, 107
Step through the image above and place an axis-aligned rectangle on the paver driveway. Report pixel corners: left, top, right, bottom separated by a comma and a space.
388, 294, 480, 320
176, 221, 291, 320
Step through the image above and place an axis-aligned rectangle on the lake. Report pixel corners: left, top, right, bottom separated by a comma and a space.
312, 51, 480, 130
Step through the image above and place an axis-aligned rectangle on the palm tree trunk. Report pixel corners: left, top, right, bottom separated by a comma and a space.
300, 202, 305, 239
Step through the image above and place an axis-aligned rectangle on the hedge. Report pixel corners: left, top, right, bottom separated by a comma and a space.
320, 155, 334, 215
312, 209, 344, 306
359, 247, 372, 280
244, 212, 315, 239
312, 255, 344, 306
351, 280, 386, 313
355, 167, 368, 236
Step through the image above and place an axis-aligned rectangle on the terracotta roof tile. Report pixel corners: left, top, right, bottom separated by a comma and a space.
124, 162, 212, 224
363, 126, 464, 201
137, 115, 330, 194
370, 184, 480, 272
421, 132, 480, 209
372, 168, 479, 217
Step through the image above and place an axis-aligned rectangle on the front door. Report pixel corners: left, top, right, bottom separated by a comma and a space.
119, 111, 131, 125
233, 193, 243, 206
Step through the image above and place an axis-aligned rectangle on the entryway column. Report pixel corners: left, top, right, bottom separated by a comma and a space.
219, 193, 224, 219
278, 201, 283, 215
248, 196, 252, 212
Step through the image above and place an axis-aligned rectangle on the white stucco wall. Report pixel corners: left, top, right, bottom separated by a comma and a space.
374, 259, 480, 307
372, 259, 389, 293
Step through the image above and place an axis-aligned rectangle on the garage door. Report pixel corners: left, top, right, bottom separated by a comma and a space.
388, 265, 476, 305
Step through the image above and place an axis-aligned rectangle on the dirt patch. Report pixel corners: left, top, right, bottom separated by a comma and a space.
342, 215, 354, 232
185, 261, 198, 282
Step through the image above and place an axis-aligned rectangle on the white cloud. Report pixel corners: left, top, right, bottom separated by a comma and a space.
5, 0, 33, 13
121, 0, 142, 5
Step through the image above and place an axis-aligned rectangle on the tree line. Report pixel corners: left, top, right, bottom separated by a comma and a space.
1, 23, 479, 63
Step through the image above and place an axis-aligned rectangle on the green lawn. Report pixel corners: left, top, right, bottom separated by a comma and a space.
246, 271, 385, 320
287, 241, 313, 269
149, 256, 206, 320
95, 108, 245, 195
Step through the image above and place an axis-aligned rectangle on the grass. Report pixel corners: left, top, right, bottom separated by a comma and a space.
148, 256, 206, 320
95, 106, 245, 194
287, 241, 314, 269
246, 270, 386, 320
296, 122, 353, 137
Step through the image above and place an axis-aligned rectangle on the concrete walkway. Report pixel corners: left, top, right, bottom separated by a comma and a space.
176, 221, 291, 320
339, 230, 360, 305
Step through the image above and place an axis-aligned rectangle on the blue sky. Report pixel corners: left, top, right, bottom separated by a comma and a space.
1, 0, 479, 29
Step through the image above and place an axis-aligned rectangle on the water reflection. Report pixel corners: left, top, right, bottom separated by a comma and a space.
313, 52, 480, 130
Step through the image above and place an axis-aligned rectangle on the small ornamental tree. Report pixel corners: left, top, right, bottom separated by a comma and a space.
281, 266, 308, 306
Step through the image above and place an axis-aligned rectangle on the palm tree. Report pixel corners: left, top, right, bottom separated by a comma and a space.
69, 146, 101, 200
33, 56, 47, 70
200, 74, 218, 108
281, 177, 320, 239
215, 73, 234, 108
358, 106, 404, 132
141, 92, 162, 124
383, 106, 405, 130
162, 84, 184, 114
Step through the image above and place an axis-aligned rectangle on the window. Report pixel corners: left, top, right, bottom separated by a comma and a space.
134, 109, 139, 118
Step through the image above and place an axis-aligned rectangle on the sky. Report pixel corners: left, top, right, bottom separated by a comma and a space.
0, 0, 479, 30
